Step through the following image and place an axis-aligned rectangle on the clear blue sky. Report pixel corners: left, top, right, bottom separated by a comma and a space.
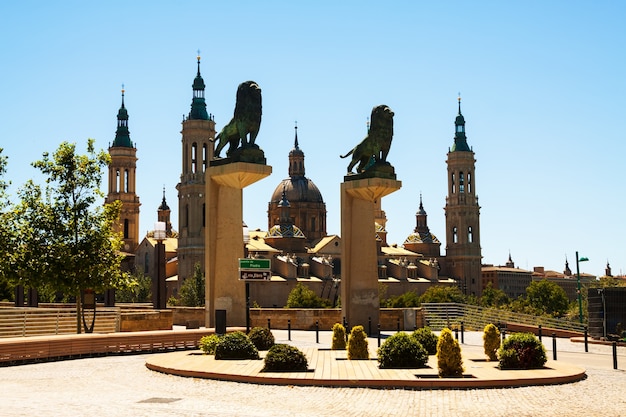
1, 1, 624, 277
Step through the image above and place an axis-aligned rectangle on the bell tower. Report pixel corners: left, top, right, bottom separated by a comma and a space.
176, 53, 216, 285
106, 87, 140, 253
444, 97, 482, 296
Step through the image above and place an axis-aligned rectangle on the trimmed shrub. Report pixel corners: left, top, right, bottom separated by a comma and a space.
199, 334, 222, 355
498, 332, 547, 369
436, 328, 464, 377
214, 331, 259, 360
412, 327, 438, 355
378, 332, 428, 369
483, 323, 501, 361
248, 327, 275, 351
331, 323, 347, 350
347, 325, 369, 360
263, 344, 308, 371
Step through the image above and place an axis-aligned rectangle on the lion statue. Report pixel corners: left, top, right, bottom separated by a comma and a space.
340, 105, 394, 173
214, 81, 262, 158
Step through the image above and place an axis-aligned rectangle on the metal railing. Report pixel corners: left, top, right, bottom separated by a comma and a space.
0, 308, 120, 338
421, 303, 586, 333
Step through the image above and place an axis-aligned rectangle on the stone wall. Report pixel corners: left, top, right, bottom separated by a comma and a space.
120, 310, 173, 332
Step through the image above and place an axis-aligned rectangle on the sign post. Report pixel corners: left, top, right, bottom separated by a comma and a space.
239, 259, 271, 332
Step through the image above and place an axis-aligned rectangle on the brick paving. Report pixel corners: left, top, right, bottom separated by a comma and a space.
1, 330, 625, 417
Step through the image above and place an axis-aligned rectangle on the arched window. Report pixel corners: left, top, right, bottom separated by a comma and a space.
202, 144, 208, 172
459, 171, 465, 193
453, 227, 458, 243
115, 169, 120, 193
202, 203, 206, 227
124, 169, 129, 192
468, 226, 473, 243
467, 171, 472, 194
184, 204, 189, 228
451, 173, 456, 194
124, 219, 129, 239
192, 143, 198, 173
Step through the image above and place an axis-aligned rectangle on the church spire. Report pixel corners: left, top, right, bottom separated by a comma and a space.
112, 86, 133, 148
288, 122, 305, 177
188, 52, 209, 120
451, 95, 470, 152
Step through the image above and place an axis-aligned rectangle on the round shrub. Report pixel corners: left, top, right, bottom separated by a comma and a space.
214, 331, 259, 360
378, 332, 428, 369
497, 332, 547, 369
483, 323, 501, 361
199, 334, 222, 355
248, 327, 275, 351
331, 323, 347, 350
263, 344, 308, 371
436, 328, 464, 377
412, 327, 438, 355
347, 325, 369, 360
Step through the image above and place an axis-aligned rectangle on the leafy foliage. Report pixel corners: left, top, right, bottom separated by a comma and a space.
248, 327, 275, 351
480, 282, 510, 307
177, 262, 205, 307
214, 331, 259, 360
383, 290, 421, 307
378, 332, 428, 369
347, 325, 369, 360
331, 323, 347, 350
286, 282, 330, 308
116, 270, 151, 303
436, 328, 464, 377
199, 334, 223, 355
498, 332, 547, 369
412, 327, 438, 355
263, 344, 308, 371
483, 323, 501, 361
419, 285, 466, 304
526, 280, 569, 317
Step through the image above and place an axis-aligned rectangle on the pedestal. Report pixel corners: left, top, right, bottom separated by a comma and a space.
341, 177, 401, 331
205, 162, 272, 327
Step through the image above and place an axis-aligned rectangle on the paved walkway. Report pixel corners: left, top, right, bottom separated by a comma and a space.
1, 330, 625, 417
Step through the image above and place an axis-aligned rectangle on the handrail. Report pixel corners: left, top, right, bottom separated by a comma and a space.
0, 308, 120, 338
421, 303, 585, 333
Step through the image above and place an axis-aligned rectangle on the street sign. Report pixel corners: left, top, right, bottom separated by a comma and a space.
239, 258, 271, 281
239, 258, 270, 270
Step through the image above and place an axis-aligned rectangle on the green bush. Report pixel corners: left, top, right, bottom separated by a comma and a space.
436, 328, 464, 377
483, 323, 501, 361
331, 323, 347, 350
412, 327, 438, 355
248, 327, 275, 351
199, 334, 222, 355
498, 332, 547, 369
378, 332, 428, 369
285, 282, 331, 308
347, 325, 369, 360
214, 331, 259, 360
263, 344, 308, 371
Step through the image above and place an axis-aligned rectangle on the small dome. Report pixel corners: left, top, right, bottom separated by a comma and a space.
404, 232, 440, 244
271, 177, 324, 204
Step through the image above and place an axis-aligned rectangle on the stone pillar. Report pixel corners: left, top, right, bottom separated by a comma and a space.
341, 177, 401, 331
205, 162, 272, 327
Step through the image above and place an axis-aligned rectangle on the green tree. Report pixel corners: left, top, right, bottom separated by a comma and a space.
116, 270, 152, 303
526, 279, 569, 317
419, 285, 466, 304
286, 282, 330, 308
178, 263, 205, 306
0, 148, 14, 300
9, 140, 128, 333
480, 282, 510, 307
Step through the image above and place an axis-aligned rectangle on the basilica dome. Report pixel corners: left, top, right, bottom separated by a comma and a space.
270, 177, 324, 205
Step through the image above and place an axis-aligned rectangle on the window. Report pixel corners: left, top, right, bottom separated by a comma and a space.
459, 172, 465, 193
124, 219, 129, 239
468, 171, 472, 194
192, 143, 197, 173
124, 169, 130, 192
453, 227, 458, 243
202, 203, 206, 227
451, 173, 456, 194
202, 144, 208, 172
468, 226, 473, 243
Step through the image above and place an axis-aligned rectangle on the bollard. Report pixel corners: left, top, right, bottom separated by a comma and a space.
538, 324, 542, 342
343, 316, 347, 328
552, 333, 557, 361
397, 317, 400, 332
315, 320, 319, 343
368, 317, 372, 337
454, 327, 459, 340
460, 322, 465, 344
288, 319, 291, 341
377, 323, 381, 347
584, 326, 588, 353
267, 318, 271, 330
613, 342, 618, 370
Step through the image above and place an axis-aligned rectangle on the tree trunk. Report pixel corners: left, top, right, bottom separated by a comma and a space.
76, 292, 82, 334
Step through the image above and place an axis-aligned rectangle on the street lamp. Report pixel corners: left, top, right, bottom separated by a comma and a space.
153, 222, 167, 310
575, 251, 589, 324
243, 222, 250, 333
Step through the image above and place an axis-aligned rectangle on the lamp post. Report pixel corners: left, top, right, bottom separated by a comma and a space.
575, 251, 589, 324
153, 222, 167, 310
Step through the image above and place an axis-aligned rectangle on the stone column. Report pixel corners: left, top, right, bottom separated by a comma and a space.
205, 162, 272, 327
341, 177, 401, 331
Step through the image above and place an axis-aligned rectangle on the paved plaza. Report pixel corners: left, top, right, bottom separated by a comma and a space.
1, 330, 625, 417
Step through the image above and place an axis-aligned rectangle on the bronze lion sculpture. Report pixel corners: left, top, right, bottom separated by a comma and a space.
214, 81, 262, 158
340, 105, 394, 173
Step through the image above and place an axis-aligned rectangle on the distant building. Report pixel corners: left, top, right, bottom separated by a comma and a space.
481, 254, 533, 299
